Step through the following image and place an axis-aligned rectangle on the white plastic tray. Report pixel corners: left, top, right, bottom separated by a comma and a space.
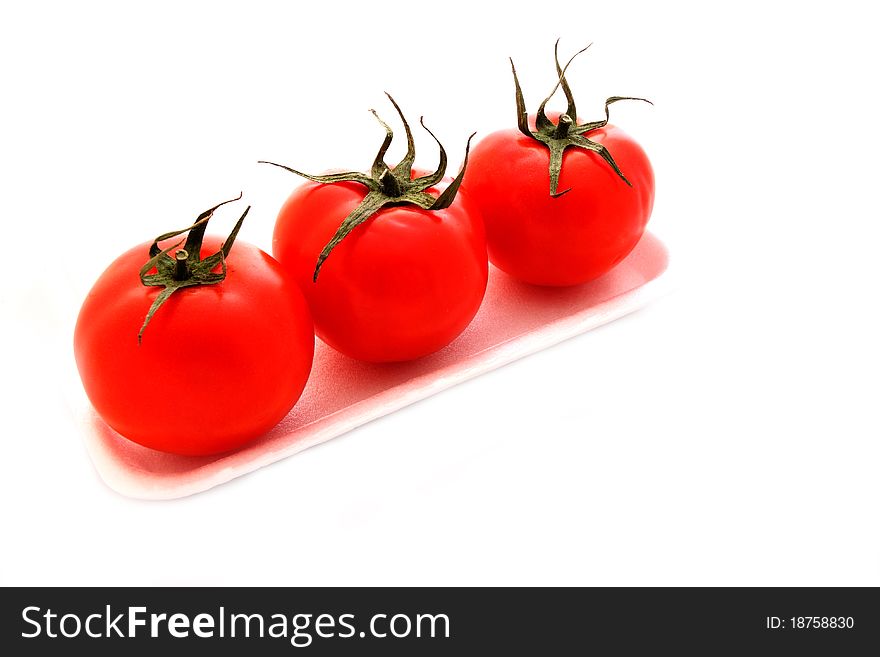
68, 232, 671, 499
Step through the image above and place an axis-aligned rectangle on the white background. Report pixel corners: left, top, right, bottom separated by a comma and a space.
2, 1, 878, 585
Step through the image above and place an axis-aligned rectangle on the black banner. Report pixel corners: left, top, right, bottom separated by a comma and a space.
1, 587, 876, 655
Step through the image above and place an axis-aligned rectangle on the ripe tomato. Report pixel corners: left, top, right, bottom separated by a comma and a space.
272, 180, 487, 362
74, 202, 314, 456
464, 122, 654, 286
462, 42, 654, 286
265, 94, 487, 363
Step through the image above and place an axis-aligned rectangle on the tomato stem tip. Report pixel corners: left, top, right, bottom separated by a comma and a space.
553, 114, 573, 139
173, 249, 190, 281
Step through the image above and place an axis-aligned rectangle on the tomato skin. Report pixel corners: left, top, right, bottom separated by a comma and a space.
462, 123, 654, 286
74, 236, 314, 456
272, 181, 488, 362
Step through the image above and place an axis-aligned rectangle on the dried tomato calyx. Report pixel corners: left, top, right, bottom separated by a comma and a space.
260, 93, 475, 282
511, 40, 652, 197
137, 194, 249, 344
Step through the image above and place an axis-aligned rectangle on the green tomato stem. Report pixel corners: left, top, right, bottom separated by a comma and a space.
260, 93, 475, 281
510, 40, 652, 196
137, 196, 248, 344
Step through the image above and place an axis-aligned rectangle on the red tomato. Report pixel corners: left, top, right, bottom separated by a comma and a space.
463, 121, 654, 286
74, 234, 314, 456
272, 180, 487, 362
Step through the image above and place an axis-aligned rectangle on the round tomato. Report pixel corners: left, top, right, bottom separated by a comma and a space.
265, 93, 488, 363
463, 43, 655, 286
463, 121, 654, 287
74, 213, 314, 456
272, 179, 487, 362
